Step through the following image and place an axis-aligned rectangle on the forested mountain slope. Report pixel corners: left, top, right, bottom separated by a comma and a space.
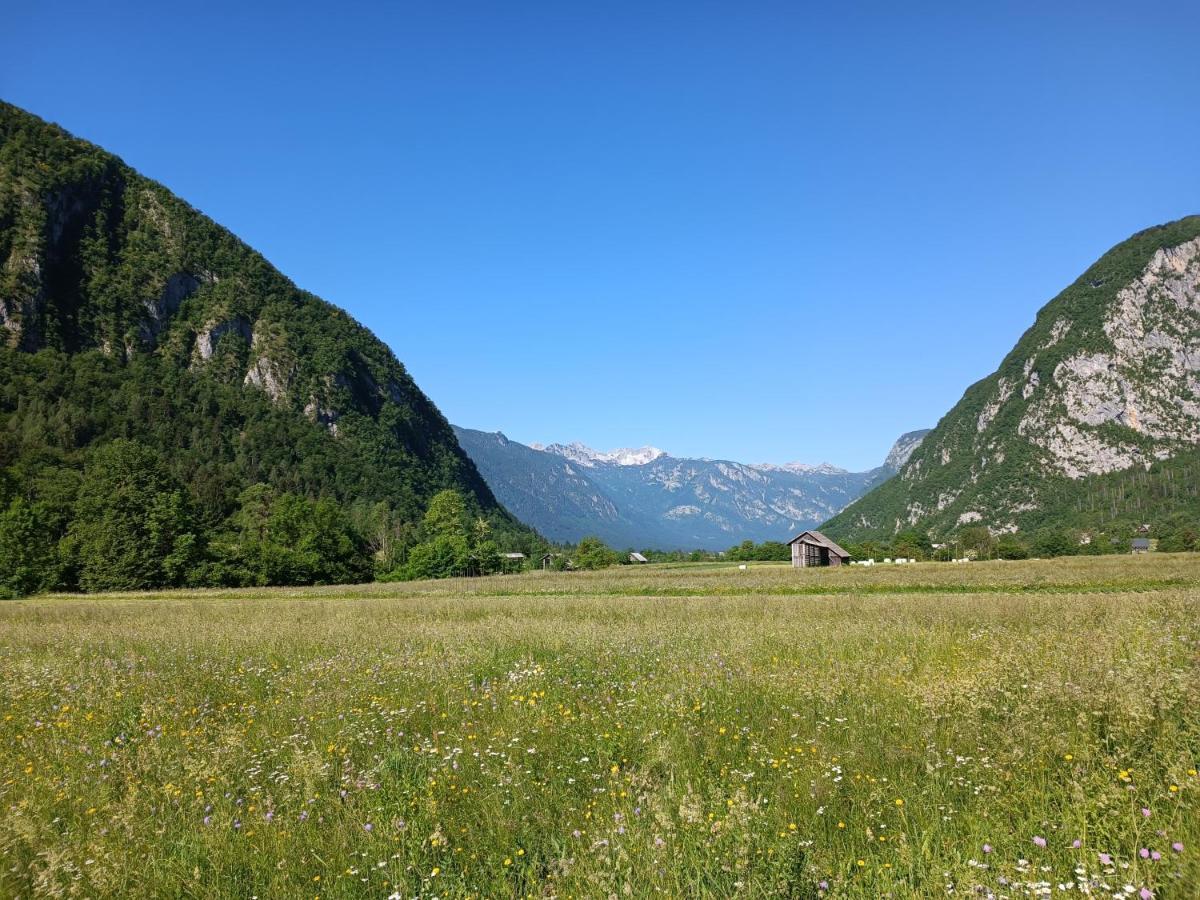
0, 101, 520, 592
824, 216, 1200, 542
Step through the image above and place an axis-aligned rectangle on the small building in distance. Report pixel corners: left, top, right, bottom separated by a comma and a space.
787, 530, 851, 568
629, 552, 649, 564
1131, 538, 1151, 554
500, 552, 526, 573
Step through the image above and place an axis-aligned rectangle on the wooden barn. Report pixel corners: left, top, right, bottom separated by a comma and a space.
787, 530, 851, 568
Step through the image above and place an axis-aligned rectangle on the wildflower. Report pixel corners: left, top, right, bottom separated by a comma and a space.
1172, 842, 1183, 853
1099, 852, 1112, 865
1151, 851, 1160, 861
894, 798, 903, 807
203, 816, 212, 826
983, 844, 992, 854
364, 823, 373, 833
1072, 839, 1081, 848
1141, 807, 1151, 818
1139, 848, 1149, 859
819, 881, 829, 891
1033, 836, 1047, 848
1140, 890, 1153, 900
430, 867, 440, 876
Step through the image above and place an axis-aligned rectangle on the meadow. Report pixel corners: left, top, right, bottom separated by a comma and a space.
1, 556, 1198, 898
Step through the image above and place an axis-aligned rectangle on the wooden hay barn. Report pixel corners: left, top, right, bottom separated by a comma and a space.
787, 530, 851, 568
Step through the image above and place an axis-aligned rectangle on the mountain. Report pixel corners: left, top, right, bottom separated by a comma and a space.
454, 426, 927, 549
0, 101, 519, 590
823, 216, 1200, 542
529, 441, 666, 467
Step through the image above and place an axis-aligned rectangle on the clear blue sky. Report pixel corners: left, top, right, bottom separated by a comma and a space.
4, 1, 1199, 469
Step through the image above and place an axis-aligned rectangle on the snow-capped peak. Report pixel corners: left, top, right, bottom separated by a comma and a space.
751, 461, 849, 475
537, 441, 666, 467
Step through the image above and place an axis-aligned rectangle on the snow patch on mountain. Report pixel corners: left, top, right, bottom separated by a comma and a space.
532, 441, 666, 467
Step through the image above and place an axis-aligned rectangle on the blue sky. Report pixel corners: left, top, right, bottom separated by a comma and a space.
4, 1, 1199, 469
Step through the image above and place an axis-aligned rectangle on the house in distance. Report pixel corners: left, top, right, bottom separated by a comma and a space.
787, 530, 851, 568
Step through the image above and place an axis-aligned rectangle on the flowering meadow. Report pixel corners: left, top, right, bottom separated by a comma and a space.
1, 555, 1198, 898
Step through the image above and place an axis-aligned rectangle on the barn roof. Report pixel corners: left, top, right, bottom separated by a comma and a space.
629, 552, 649, 563
786, 529, 851, 559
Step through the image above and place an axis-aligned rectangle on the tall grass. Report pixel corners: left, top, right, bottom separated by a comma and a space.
2, 556, 1198, 897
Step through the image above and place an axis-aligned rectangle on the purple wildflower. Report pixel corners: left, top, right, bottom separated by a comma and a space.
1140, 889, 1153, 900
1142, 807, 1151, 818
1072, 839, 1082, 848
1139, 847, 1150, 859
364, 822, 373, 833
1172, 842, 1184, 853
983, 844, 992, 854
1099, 852, 1112, 865
1033, 836, 1047, 848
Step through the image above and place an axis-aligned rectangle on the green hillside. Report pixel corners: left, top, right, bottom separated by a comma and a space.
824, 216, 1200, 544
0, 101, 525, 593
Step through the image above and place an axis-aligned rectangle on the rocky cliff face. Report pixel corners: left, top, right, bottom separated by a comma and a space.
823, 216, 1200, 541
456, 427, 925, 549
883, 429, 932, 471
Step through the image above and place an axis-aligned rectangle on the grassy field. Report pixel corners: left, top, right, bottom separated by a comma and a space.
1, 556, 1198, 898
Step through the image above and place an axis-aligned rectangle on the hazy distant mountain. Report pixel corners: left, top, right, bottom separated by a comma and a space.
823, 216, 1200, 541
454, 427, 928, 549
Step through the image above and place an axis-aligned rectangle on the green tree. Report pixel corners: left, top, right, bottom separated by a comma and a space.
995, 535, 1029, 560
67, 440, 200, 591
574, 536, 619, 570
227, 486, 372, 586
0, 498, 56, 596
404, 534, 470, 580
957, 526, 996, 560
1031, 528, 1078, 558
423, 489, 469, 541
893, 529, 932, 560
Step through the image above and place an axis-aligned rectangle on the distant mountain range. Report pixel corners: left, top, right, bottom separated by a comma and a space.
824, 216, 1200, 542
454, 427, 929, 549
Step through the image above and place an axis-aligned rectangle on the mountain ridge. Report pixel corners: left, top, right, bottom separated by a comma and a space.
456, 426, 927, 549
823, 216, 1200, 542
0, 100, 522, 591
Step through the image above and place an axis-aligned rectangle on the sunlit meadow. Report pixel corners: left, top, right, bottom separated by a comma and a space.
2, 555, 1198, 898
